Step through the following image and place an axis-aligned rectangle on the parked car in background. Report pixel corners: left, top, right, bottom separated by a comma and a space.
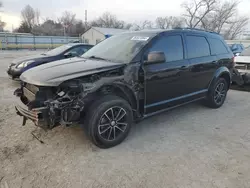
14, 28, 233, 148
235, 47, 250, 70
68, 40, 80, 43
229, 43, 245, 56
231, 47, 250, 85
7, 43, 93, 79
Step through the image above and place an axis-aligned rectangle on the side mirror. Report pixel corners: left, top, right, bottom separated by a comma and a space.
145, 51, 166, 64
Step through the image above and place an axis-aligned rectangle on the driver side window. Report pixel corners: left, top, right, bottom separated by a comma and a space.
145, 35, 184, 62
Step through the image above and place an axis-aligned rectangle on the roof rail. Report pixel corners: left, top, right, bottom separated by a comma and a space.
173, 27, 220, 35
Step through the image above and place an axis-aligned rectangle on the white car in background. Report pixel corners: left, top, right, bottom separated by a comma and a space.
235, 47, 250, 73
232, 47, 250, 86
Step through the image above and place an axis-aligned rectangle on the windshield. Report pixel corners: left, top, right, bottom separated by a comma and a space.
82, 33, 154, 63
240, 48, 250, 56
44, 44, 72, 56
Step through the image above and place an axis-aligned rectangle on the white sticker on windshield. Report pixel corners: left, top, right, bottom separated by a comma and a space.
131, 36, 149, 41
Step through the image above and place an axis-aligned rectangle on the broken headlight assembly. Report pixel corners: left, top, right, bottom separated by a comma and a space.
56, 81, 96, 98
45, 80, 97, 126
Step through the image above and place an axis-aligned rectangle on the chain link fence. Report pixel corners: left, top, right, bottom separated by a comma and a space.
0, 33, 80, 50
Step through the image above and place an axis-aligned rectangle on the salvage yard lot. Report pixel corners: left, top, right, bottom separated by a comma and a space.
1, 51, 250, 188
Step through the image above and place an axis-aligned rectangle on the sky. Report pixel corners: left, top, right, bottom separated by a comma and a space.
1, 0, 250, 31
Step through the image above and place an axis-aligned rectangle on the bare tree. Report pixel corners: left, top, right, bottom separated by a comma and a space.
90, 12, 128, 29
59, 11, 76, 27
32, 19, 58, 36
0, 20, 5, 31
58, 11, 77, 35
222, 16, 249, 39
0, 1, 6, 31
199, 1, 239, 32
182, 0, 216, 28
155, 17, 169, 29
182, 0, 249, 39
132, 20, 152, 31
155, 16, 185, 29
21, 5, 36, 29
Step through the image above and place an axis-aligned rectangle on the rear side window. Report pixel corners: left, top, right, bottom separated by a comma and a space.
186, 35, 210, 58
147, 35, 184, 62
208, 38, 228, 55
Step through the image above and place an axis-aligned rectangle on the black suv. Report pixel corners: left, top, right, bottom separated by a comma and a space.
14, 28, 234, 148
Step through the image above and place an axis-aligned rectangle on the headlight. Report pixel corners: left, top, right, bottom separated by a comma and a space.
17, 60, 35, 68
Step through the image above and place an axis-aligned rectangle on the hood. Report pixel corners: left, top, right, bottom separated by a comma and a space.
235, 56, 250, 64
11, 53, 52, 65
20, 57, 124, 86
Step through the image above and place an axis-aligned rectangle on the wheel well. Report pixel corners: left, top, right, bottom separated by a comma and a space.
219, 73, 231, 89
96, 85, 137, 110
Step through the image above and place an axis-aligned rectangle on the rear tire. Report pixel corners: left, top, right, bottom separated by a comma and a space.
204, 77, 228, 108
85, 95, 133, 148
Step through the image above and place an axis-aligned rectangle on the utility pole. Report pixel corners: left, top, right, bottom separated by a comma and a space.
85, 10, 88, 28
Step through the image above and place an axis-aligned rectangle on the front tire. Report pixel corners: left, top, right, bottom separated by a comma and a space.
85, 95, 133, 148
205, 77, 228, 108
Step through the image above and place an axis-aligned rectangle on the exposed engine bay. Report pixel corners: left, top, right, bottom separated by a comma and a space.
14, 66, 143, 129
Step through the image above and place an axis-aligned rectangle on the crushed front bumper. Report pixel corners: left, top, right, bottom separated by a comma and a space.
14, 95, 49, 128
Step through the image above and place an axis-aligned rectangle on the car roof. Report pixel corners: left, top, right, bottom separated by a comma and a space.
122, 28, 223, 39
67, 43, 93, 47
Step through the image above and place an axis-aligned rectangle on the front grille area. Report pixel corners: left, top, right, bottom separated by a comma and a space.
23, 87, 36, 102
25, 83, 39, 94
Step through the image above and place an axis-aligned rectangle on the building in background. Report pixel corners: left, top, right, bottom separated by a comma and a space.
81, 27, 128, 45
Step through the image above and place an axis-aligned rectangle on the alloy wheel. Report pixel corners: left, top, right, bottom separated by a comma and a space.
98, 106, 128, 141
214, 82, 226, 105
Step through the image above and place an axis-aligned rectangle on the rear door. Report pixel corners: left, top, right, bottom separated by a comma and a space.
207, 37, 234, 70
184, 34, 217, 91
144, 33, 191, 114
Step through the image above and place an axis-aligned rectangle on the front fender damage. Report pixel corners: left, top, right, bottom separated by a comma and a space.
44, 63, 144, 128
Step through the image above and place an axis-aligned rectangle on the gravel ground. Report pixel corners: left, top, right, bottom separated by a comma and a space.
1, 51, 250, 188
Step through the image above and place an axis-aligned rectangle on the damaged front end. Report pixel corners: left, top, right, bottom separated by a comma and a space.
14, 79, 96, 129
14, 62, 143, 130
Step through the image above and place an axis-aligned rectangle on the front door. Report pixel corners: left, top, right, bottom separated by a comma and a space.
144, 34, 192, 114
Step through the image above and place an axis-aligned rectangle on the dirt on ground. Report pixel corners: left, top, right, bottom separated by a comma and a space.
1, 51, 250, 188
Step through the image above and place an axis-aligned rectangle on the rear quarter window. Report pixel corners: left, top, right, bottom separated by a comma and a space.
208, 38, 229, 55
186, 35, 210, 58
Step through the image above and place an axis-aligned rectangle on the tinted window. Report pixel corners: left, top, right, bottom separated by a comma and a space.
45, 44, 73, 56
186, 36, 210, 58
147, 35, 183, 62
208, 38, 228, 55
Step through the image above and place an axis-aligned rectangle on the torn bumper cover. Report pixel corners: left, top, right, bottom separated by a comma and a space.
232, 67, 250, 86
14, 90, 48, 127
